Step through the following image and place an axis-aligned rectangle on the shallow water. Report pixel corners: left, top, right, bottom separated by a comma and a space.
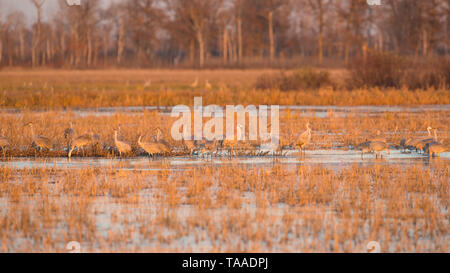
2, 104, 449, 118
1, 149, 448, 170
1, 103, 448, 170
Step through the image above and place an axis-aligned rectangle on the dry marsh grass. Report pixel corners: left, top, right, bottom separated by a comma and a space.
0, 70, 449, 109
0, 109, 448, 157
0, 162, 448, 252
0, 69, 448, 253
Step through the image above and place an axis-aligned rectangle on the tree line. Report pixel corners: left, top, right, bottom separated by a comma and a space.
0, 0, 448, 69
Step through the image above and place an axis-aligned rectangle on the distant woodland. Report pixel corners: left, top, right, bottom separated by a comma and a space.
0, 0, 448, 68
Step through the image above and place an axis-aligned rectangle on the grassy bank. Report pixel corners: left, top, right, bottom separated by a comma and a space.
0, 69, 449, 109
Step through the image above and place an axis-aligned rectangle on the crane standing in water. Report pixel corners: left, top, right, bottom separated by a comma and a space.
68, 133, 95, 158
24, 122, 52, 151
113, 130, 131, 156
423, 129, 449, 157
359, 140, 390, 159
138, 135, 170, 158
64, 122, 75, 150
0, 131, 9, 156
294, 122, 312, 157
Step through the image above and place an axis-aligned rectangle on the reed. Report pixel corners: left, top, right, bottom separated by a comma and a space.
0, 161, 447, 252
0, 70, 449, 109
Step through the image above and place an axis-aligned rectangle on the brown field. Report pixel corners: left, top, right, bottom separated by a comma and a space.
0, 69, 449, 253
0, 69, 449, 109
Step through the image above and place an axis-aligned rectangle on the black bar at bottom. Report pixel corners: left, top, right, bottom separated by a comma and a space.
0, 253, 445, 272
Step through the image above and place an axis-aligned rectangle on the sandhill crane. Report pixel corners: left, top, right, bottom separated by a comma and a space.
274, 133, 295, 156
369, 130, 386, 143
234, 124, 259, 156
204, 140, 221, 157
64, 122, 75, 139
64, 122, 75, 148
152, 128, 172, 155
358, 141, 390, 159
0, 129, 9, 151
0, 136, 9, 149
219, 124, 251, 157
294, 122, 312, 156
155, 142, 171, 156
220, 125, 245, 157
154, 127, 171, 147
195, 139, 222, 158
91, 133, 101, 144
400, 138, 414, 152
415, 129, 438, 152
68, 133, 94, 158
425, 142, 448, 157
137, 135, 170, 158
0, 133, 9, 156
235, 124, 246, 155
399, 127, 430, 152
221, 137, 235, 157
274, 127, 295, 156
191, 77, 199, 88
408, 126, 433, 152
143, 79, 151, 87
182, 138, 197, 156
259, 132, 280, 156
89, 133, 102, 154
24, 122, 52, 151
422, 129, 448, 157
205, 80, 212, 90
113, 130, 131, 156
89, 133, 100, 144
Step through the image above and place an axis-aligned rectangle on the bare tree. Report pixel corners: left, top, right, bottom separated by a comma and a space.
30, 0, 45, 67
234, 0, 243, 63
265, 0, 286, 62
124, 0, 163, 66
165, 0, 223, 68
0, 0, 448, 68
307, 0, 332, 64
0, 9, 13, 65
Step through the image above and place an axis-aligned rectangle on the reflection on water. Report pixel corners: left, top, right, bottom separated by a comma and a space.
2, 104, 449, 118
1, 104, 448, 170
1, 149, 448, 170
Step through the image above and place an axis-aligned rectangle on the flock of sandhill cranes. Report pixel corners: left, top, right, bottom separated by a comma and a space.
190, 77, 212, 90
399, 126, 448, 158
0, 122, 447, 159
357, 126, 448, 158
0, 121, 312, 159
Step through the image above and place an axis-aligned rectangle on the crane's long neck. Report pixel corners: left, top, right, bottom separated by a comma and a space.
114, 131, 118, 143
30, 126, 35, 139
237, 126, 244, 140
427, 127, 431, 136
